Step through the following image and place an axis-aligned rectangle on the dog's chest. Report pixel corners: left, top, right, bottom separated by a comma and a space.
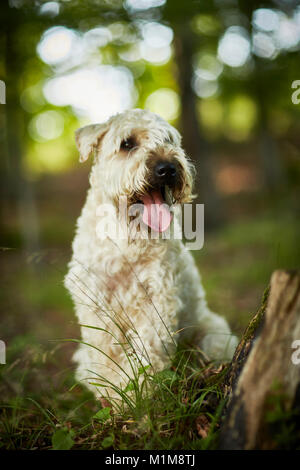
95, 243, 180, 327
102, 256, 162, 304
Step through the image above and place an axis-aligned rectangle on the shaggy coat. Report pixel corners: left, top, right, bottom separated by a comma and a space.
64, 109, 237, 402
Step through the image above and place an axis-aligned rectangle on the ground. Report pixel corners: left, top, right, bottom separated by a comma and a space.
0, 167, 299, 449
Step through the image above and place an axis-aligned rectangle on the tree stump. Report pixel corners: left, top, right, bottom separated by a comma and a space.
220, 270, 300, 449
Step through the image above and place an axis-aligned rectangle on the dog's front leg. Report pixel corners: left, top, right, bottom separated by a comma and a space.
176, 247, 238, 362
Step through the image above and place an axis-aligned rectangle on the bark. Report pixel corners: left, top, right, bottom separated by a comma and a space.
219, 270, 300, 449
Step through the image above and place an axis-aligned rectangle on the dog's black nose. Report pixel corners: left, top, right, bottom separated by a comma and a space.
155, 161, 177, 185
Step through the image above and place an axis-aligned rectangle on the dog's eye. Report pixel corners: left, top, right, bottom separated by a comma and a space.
120, 137, 136, 151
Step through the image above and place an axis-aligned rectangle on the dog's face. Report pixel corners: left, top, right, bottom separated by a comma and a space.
75, 109, 195, 231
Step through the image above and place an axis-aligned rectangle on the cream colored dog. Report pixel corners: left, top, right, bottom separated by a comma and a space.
65, 109, 237, 403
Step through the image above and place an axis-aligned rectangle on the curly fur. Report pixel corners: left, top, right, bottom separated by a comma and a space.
64, 109, 238, 402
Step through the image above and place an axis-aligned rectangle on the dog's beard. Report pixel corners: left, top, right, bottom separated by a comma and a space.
113, 165, 192, 235
132, 180, 191, 234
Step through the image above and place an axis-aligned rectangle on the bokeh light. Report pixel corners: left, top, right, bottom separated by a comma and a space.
252, 8, 300, 55
192, 14, 220, 36
252, 8, 280, 33
145, 88, 180, 122
27, 139, 76, 173
125, 0, 166, 11
39, 1, 60, 17
224, 95, 257, 141
142, 22, 173, 48
119, 44, 142, 62
252, 32, 278, 59
83, 27, 112, 49
276, 16, 300, 50
194, 52, 223, 80
198, 99, 223, 137
139, 21, 173, 64
218, 26, 251, 67
140, 43, 172, 64
37, 26, 80, 65
109, 22, 136, 44
28, 110, 64, 142
192, 75, 218, 99
43, 66, 136, 123
20, 84, 45, 114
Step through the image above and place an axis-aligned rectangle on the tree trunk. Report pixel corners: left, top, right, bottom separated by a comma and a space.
258, 127, 285, 191
173, 28, 222, 230
219, 270, 300, 449
2, 0, 40, 254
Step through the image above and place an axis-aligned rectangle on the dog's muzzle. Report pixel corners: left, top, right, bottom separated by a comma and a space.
135, 158, 182, 234
140, 189, 173, 233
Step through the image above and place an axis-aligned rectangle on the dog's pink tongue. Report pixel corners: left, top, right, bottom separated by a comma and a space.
141, 191, 172, 233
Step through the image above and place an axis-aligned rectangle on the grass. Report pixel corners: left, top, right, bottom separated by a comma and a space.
195, 211, 300, 335
0, 255, 230, 450
0, 338, 228, 450
0, 197, 299, 450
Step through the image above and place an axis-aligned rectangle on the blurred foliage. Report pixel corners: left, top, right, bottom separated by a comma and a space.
0, 0, 299, 174
0, 0, 299, 348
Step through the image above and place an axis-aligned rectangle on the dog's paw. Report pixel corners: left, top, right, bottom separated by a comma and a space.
201, 332, 238, 362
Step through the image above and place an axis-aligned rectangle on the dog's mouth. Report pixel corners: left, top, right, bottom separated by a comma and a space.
138, 185, 173, 233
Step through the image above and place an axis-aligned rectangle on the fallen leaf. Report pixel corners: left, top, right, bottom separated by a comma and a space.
99, 397, 112, 409
196, 414, 210, 439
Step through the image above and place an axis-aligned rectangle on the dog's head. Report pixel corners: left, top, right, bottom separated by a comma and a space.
75, 109, 195, 232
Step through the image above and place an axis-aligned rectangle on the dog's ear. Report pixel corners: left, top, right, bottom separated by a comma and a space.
75, 123, 108, 162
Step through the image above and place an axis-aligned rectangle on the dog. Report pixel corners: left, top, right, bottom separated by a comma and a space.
64, 109, 238, 403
